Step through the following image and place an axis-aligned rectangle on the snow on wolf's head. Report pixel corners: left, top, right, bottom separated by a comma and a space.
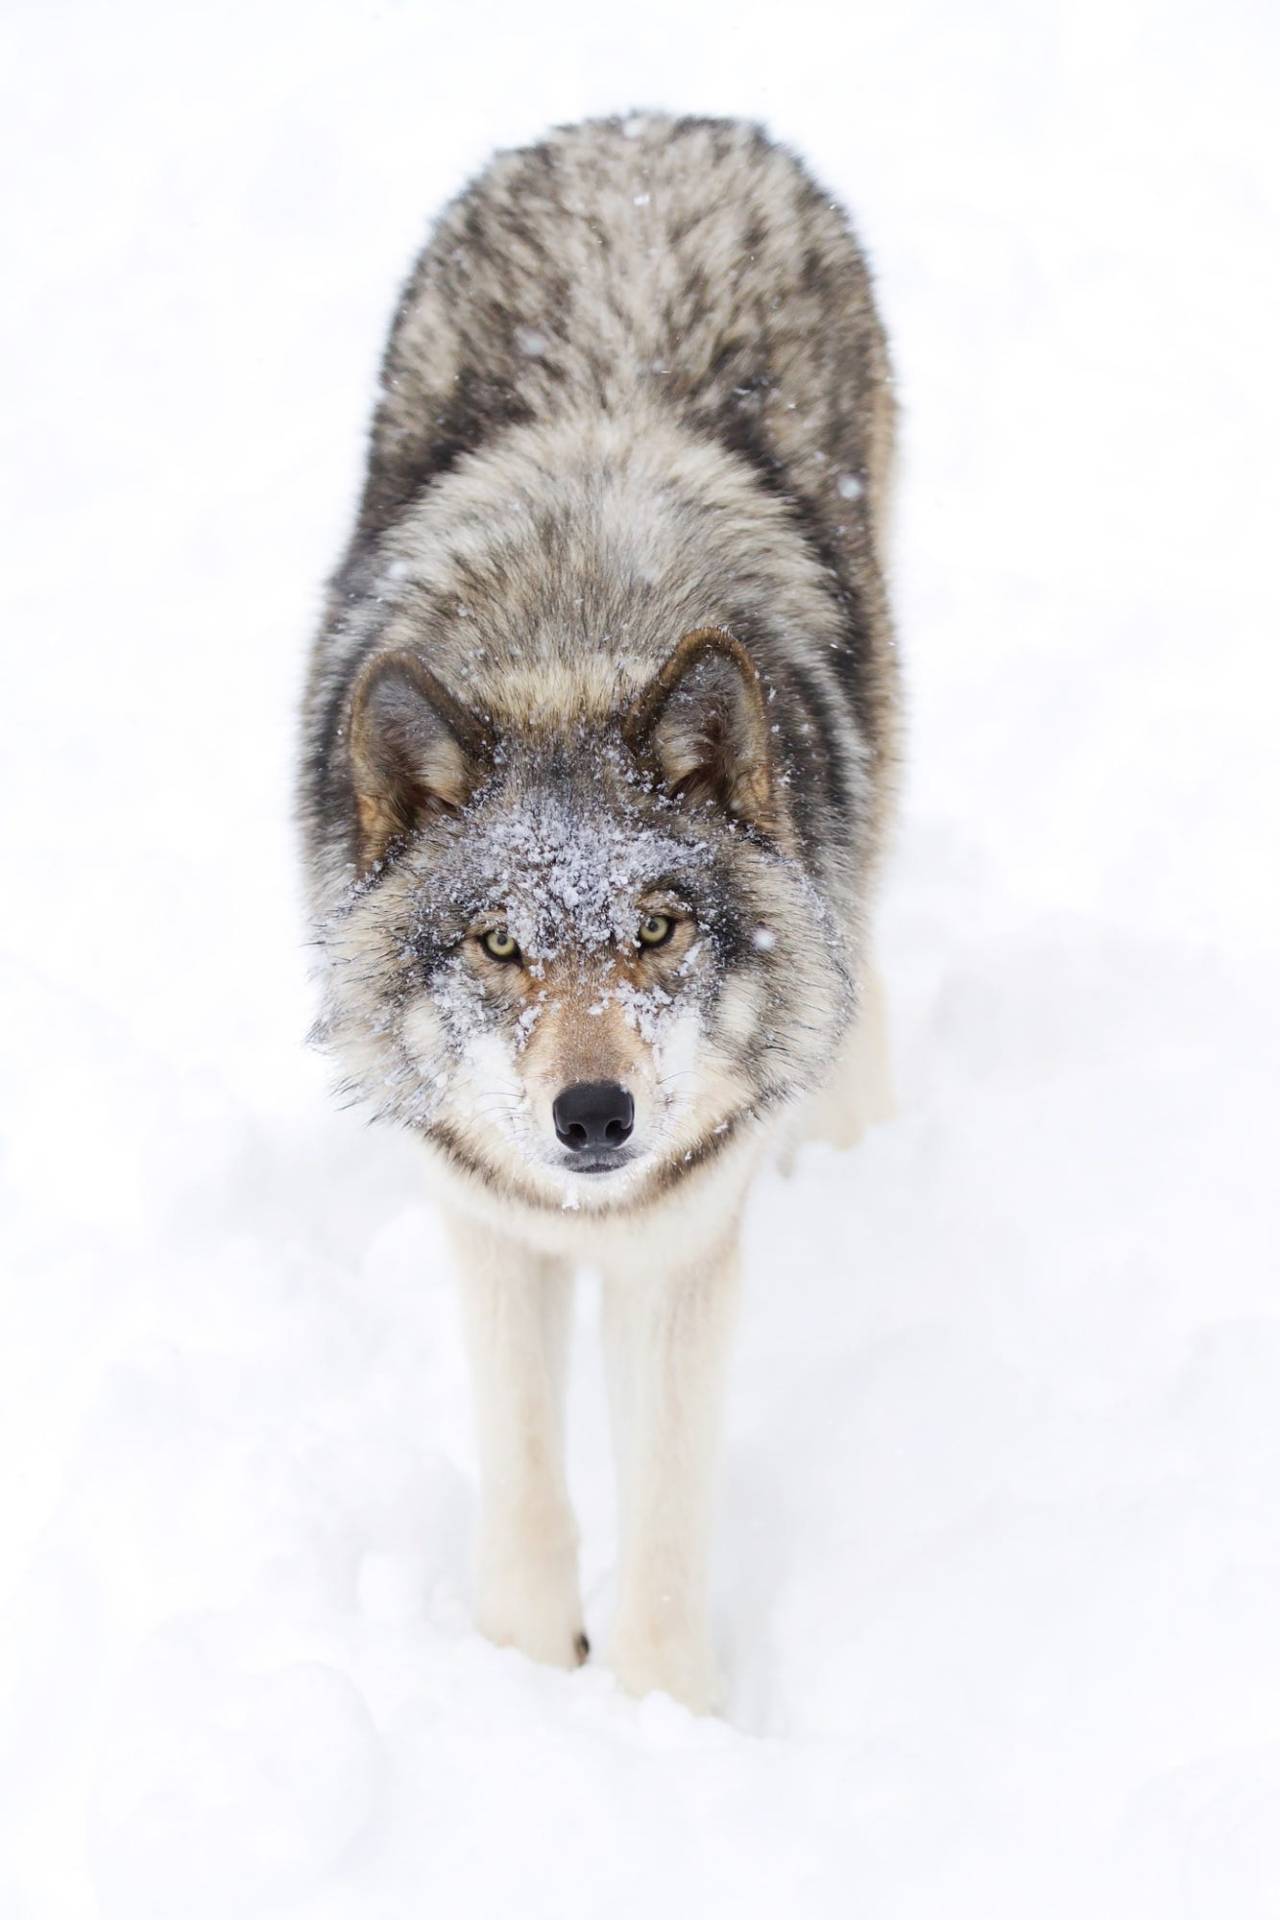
314, 629, 852, 1214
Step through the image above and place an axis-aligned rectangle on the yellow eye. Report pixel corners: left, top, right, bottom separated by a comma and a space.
481, 927, 520, 963
637, 913, 674, 949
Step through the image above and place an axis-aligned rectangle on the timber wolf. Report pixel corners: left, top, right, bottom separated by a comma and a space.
299, 112, 898, 1712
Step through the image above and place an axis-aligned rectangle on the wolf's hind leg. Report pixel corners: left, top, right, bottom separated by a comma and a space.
602, 1239, 740, 1713
446, 1210, 586, 1670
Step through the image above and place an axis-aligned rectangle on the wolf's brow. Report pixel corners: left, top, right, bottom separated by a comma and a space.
642, 872, 695, 903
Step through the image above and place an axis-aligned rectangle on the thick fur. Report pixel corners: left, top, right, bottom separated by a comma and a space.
299, 112, 898, 1710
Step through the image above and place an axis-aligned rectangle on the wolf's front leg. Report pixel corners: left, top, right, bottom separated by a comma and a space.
602, 1238, 740, 1713
445, 1210, 586, 1670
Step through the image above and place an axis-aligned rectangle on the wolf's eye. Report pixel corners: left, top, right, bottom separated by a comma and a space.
480, 927, 521, 964
637, 913, 674, 949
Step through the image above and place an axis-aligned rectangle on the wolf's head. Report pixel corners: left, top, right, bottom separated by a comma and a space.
314, 628, 854, 1214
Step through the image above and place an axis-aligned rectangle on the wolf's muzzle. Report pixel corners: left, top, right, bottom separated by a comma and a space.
553, 1082, 634, 1152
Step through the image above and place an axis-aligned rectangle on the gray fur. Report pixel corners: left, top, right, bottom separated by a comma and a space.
298, 109, 899, 1220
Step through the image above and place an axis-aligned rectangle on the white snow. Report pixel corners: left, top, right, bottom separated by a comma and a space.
2, 2, 1278, 1916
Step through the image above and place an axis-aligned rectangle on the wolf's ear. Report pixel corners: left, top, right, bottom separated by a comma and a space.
348, 650, 489, 870
622, 626, 780, 834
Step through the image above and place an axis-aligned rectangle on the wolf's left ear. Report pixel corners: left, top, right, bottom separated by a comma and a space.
622, 627, 781, 835
348, 649, 490, 871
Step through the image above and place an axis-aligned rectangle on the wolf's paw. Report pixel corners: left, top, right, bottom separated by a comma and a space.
609, 1616, 719, 1715
474, 1534, 587, 1672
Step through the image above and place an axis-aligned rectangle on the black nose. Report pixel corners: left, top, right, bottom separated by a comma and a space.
553, 1081, 635, 1151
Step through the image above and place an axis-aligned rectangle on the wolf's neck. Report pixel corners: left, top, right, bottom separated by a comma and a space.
366, 404, 843, 722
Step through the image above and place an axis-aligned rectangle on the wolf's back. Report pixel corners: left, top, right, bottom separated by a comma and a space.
358, 114, 893, 553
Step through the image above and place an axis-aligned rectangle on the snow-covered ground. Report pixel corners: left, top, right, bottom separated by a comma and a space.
2, 1, 1278, 1913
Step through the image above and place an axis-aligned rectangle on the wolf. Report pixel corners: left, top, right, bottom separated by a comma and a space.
299, 112, 898, 1713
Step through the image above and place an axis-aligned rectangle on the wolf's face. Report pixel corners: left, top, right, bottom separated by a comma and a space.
315, 631, 854, 1213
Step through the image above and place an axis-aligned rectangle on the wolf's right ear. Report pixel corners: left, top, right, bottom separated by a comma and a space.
348, 650, 490, 871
